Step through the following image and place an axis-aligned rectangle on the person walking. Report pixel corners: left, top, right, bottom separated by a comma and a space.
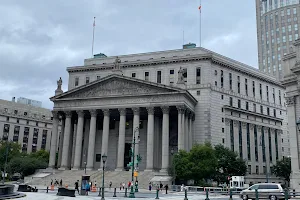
60, 179, 63, 187
164, 184, 169, 194
160, 182, 163, 191
122, 182, 125, 190
109, 181, 112, 189
85, 182, 90, 195
128, 181, 131, 189
149, 182, 152, 191
50, 179, 53, 186
75, 180, 79, 194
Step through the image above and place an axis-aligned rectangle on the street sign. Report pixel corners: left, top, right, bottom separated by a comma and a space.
134, 171, 138, 177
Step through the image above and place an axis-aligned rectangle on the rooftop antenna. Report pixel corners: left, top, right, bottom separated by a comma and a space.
183, 30, 185, 45
199, 0, 202, 47
92, 17, 96, 58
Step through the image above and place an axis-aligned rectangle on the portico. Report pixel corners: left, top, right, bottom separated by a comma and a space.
48, 74, 197, 171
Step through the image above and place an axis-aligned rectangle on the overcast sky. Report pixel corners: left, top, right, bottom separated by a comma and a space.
0, 0, 257, 109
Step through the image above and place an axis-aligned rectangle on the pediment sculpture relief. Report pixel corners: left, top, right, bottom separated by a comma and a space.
63, 79, 174, 99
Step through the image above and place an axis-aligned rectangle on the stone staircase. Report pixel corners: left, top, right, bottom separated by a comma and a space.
26, 170, 157, 189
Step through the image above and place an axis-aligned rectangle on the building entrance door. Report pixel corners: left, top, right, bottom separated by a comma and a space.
124, 143, 131, 170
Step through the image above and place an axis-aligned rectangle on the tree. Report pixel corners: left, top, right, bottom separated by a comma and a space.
0, 140, 21, 171
213, 144, 247, 184
29, 150, 49, 163
271, 157, 291, 185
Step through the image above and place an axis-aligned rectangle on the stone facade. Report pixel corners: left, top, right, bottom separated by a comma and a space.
0, 99, 60, 153
282, 38, 300, 190
49, 46, 289, 183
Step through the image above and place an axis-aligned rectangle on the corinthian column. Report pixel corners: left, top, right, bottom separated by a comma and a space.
60, 111, 72, 170
145, 107, 155, 171
86, 110, 97, 170
72, 110, 85, 170
48, 111, 59, 168
177, 106, 184, 150
116, 108, 126, 171
100, 109, 110, 168
160, 106, 169, 173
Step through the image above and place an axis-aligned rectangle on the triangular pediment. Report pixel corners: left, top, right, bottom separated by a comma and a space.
52, 74, 185, 100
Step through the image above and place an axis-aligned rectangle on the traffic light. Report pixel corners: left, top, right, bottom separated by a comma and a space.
127, 162, 133, 167
129, 148, 133, 156
137, 154, 142, 163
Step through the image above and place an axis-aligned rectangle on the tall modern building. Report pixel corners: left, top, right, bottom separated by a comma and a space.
256, 0, 300, 80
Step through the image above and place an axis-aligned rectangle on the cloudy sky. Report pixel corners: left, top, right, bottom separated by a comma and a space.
0, 0, 257, 109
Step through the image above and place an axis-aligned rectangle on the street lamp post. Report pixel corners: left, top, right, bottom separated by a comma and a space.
129, 127, 140, 198
84, 161, 87, 175
101, 154, 107, 200
170, 147, 177, 191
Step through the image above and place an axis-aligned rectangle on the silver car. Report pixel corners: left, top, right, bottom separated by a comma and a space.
240, 183, 285, 200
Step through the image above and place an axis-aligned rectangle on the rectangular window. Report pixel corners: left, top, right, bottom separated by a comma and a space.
287, 8, 291, 15
132, 73, 136, 78
267, 107, 270, 115
274, 109, 276, 117
221, 70, 224, 88
266, 86, 269, 102
289, 35, 293, 42
272, 88, 275, 103
97, 75, 101, 80
3, 124, 10, 141
85, 77, 90, 84
261, 105, 263, 114
288, 25, 292, 32
229, 97, 233, 106
279, 90, 282, 105
238, 99, 241, 108
253, 103, 256, 112
293, 7, 297, 15
295, 24, 298, 31
157, 71, 161, 83
41, 130, 47, 150
260, 84, 262, 99
196, 68, 201, 84
246, 102, 249, 110
75, 77, 79, 86
169, 70, 174, 84
145, 72, 149, 81
237, 76, 240, 93
229, 73, 232, 90
253, 81, 255, 96
245, 78, 248, 96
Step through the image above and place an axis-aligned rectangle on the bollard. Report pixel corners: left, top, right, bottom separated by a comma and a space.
229, 189, 232, 200
284, 189, 289, 200
155, 189, 159, 199
184, 189, 188, 200
113, 188, 117, 197
124, 188, 128, 197
255, 189, 258, 200
205, 189, 210, 200
46, 186, 48, 193
293, 189, 296, 198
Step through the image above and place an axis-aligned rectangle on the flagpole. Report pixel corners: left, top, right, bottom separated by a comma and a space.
92, 17, 96, 58
199, 0, 202, 47
183, 30, 184, 45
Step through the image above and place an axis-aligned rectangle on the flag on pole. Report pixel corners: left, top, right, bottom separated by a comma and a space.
93, 17, 96, 27
198, 5, 202, 13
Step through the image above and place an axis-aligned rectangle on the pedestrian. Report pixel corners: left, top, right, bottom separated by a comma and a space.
85, 182, 90, 195
75, 180, 79, 194
160, 182, 163, 191
94, 180, 97, 187
60, 179, 63, 187
120, 182, 122, 190
164, 184, 169, 194
50, 179, 53, 186
122, 182, 125, 190
128, 181, 131, 189
149, 182, 152, 191
109, 181, 112, 189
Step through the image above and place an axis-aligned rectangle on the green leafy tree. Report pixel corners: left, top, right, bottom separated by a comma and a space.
29, 150, 50, 163
271, 157, 291, 186
214, 144, 247, 184
173, 150, 191, 181
0, 140, 21, 171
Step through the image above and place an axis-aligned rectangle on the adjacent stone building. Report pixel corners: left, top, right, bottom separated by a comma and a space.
49, 45, 289, 183
0, 99, 58, 153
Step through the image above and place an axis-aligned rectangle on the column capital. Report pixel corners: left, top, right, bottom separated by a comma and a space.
225, 118, 231, 126
51, 111, 59, 119
65, 111, 72, 118
102, 109, 110, 116
257, 125, 262, 132
176, 105, 186, 114
233, 120, 239, 127
132, 107, 140, 115
270, 128, 275, 133
188, 112, 194, 119
241, 122, 247, 129
89, 109, 98, 117
285, 96, 295, 106
146, 107, 155, 115
118, 108, 126, 116
161, 106, 169, 114
277, 129, 283, 134
76, 110, 85, 118
250, 124, 255, 130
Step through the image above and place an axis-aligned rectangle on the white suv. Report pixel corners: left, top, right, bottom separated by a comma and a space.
240, 183, 285, 200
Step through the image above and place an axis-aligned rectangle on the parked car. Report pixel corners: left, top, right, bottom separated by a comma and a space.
240, 183, 285, 200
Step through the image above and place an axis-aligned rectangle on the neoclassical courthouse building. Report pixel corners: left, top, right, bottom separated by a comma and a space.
48, 44, 289, 182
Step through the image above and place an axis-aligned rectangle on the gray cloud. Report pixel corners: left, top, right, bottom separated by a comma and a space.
0, 0, 257, 109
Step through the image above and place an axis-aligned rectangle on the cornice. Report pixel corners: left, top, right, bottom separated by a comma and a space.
283, 52, 296, 61
0, 112, 53, 123
67, 53, 282, 87
281, 74, 297, 87
223, 105, 283, 122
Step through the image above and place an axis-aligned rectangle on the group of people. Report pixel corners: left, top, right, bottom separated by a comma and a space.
149, 182, 169, 194
50, 179, 63, 187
